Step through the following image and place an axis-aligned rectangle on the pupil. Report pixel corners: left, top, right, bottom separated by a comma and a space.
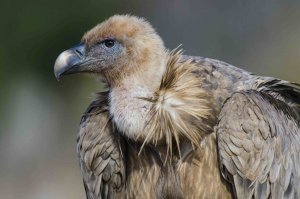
105, 40, 114, 48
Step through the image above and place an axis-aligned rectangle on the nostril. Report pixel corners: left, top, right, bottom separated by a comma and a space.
75, 49, 83, 56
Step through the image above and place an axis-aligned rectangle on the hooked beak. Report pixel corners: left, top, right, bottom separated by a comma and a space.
54, 43, 86, 80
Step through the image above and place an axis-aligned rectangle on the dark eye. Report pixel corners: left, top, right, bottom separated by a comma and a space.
104, 39, 115, 48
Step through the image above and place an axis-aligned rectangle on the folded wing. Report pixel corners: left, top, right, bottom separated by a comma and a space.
217, 89, 300, 199
77, 92, 125, 199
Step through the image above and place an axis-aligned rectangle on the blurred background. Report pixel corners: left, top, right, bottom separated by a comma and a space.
1, 0, 299, 198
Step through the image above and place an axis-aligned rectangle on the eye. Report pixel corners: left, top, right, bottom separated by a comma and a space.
104, 39, 115, 48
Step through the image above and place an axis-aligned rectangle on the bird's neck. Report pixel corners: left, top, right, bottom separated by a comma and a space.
108, 60, 167, 141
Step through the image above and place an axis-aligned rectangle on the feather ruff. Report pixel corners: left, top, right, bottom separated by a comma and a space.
139, 49, 215, 159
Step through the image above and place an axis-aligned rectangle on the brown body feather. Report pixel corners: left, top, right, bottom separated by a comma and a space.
77, 51, 234, 199
78, 92, 233, 199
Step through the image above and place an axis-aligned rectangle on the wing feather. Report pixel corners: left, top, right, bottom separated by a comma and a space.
217, 90, 300, 199
77, 92, 125, 199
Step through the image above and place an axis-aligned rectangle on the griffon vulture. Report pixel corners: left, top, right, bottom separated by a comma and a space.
54, 15, 300, 199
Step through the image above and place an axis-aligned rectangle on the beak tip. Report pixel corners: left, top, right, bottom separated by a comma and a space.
54, 68, 62, 81
55, 75, 61, 81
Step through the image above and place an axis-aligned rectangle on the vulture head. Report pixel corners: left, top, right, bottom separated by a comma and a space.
54, 15, 167, 87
